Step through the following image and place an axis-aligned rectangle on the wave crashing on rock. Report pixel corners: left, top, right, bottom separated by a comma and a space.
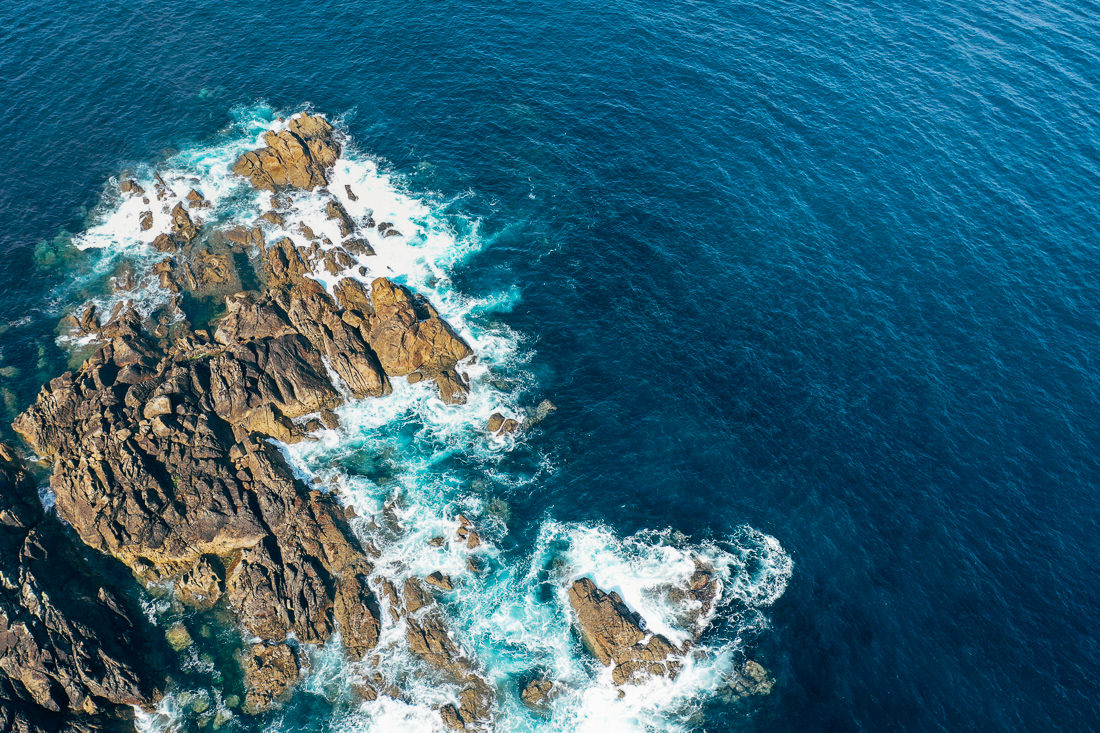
11, 108, 790, 732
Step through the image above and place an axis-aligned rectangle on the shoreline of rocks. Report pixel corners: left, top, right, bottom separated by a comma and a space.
4, 112, 773, 731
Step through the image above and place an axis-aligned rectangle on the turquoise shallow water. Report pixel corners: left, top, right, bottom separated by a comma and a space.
3, 0, 1100, 730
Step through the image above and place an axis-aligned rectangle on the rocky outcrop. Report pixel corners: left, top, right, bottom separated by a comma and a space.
520, 677, 553, 708
20, 110, 484, 721
0, 444, 161, 732
567, 578, 682, 685
13, 310, 381, 707
231, 113, 340, 191
365, 278, 472, 403
240, 643, 299, 715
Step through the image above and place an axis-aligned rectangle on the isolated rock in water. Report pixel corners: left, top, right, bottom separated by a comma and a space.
186, 188, 208, 208
170, 203, 198, 242
231, 112, 340, 191
241, 643, 299, 715
724, 660, 775, 699
0, 444, 161, 731
520, 677, 553, 708
567, 578, 682, 685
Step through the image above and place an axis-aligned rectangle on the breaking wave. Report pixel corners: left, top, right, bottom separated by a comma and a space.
67, 105, 789, 732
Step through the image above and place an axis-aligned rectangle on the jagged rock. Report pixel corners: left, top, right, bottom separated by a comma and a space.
259, 210, 285, 227
425, 572, 453, 592
0, 444, 161, 731
344, 185, 358, 201
15, 111, 482, 726
12, 310, 383, 681
364, 278, 472, 401
381, 578, 492, 730
139, 211, 153, 231
520, 678, 553, 708
343, 237, 375, 257
186, 189, 208, 208
240, 643, 298, 714
325, 199, 355, 237
231, 113, 340, 191
487, 413, 504, 433
170, 203, 198, 242
456, 516, 481, 549
176, 555, 225, 610
151, 233, 175, 253
120, 179, 144, 196
567, 578, 683, 685
377, 222, 402, 238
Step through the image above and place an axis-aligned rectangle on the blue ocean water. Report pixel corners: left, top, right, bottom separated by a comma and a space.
2, 0, 1100, 730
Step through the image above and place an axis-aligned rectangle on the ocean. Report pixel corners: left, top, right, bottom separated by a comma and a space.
1, 0, 1099, 730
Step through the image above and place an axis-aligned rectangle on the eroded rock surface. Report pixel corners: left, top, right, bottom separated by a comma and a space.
568, 578, 682, 685
0, 444, 161, 732
240, 643, 299, 715
14, 313, 382, 664
231, 113, 340, 191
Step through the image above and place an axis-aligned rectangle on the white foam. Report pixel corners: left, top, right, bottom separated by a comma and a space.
59, 105, 790, 732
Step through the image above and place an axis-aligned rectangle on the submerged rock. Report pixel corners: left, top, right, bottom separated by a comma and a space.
0, 444, 161, 731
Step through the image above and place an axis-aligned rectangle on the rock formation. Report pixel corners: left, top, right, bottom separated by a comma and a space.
0, 444, 161, 732
567, 578, 683, 685
231, 113, 340, 191
378, 577, 493, 730
16, 111, 484, 723
13, 310, 382, 664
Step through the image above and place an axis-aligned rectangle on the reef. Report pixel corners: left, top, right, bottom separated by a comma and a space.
9, 111, 774, 730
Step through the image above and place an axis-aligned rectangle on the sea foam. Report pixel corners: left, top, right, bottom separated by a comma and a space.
67, 105, 789, 732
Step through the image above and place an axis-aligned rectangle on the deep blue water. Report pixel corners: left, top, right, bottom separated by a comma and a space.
3, 0, 1100, 730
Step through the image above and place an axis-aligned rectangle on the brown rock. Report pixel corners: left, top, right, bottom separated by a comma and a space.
568, 578, 683, 685
325, 199, 355, 237
487, 413, 505, 433
186, 188, 208, 208
13, 309, 382, 670
231, 113, 340, 191
120, 179, 145, 195
139, 210, 153, 230
520, 678, 553, 708
0, 444, 162, 730
365, 278, 472, 381
425, 571, 453, 591
170, 203, 199, 242
240, 643, 299, 714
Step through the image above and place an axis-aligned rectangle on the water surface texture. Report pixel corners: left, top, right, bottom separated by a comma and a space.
2, 0, 1099, 730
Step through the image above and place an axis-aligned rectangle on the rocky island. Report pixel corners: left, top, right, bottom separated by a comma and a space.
4, 112, 773, 731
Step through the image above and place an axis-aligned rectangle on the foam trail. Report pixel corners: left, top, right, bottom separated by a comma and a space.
59, 105, 790, 732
